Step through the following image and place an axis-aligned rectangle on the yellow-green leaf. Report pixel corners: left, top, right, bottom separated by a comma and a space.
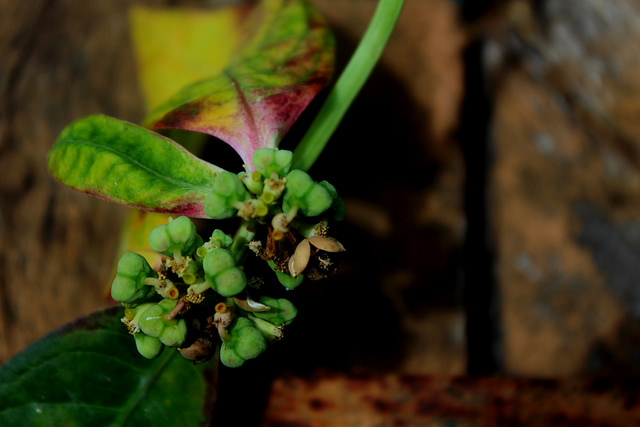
48, 115, 222, 217
130, 5, 247, 114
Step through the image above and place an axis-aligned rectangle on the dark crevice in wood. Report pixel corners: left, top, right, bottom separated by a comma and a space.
459, 38, 503, 376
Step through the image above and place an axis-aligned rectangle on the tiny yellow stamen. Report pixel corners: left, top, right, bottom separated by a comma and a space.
185, 291, 205, 304
215, 302, 228, 314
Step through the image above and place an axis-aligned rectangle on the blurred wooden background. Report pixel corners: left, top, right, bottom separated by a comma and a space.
3, 0, 640, 424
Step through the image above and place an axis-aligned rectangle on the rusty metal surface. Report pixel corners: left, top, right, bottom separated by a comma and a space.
263, 374, 640, 426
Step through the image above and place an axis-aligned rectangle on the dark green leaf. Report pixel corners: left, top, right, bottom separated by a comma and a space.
0, 307, 208, 426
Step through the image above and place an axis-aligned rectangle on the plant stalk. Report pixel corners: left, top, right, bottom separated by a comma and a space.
291, 0, 405, 171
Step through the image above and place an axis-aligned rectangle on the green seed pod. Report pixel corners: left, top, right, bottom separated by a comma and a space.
253, 297, 298, 326
219, 317, 267, 367
138, 303, 166, 338
219, 342, 245, 368
233, 322, 267, 360
253, 148, 293, 178
319, 180, 346, 221
285, 169, 314, 197
283, 170, 332, 217
148, 216, 198, 257
111, 252, 157, 304
138, 299, 187, 347
203, 248, 247, 297
214, 268, 247, 297
204, 171, 250, 219
159, 318, 187, 347
302, 185, 332, 217
203, 248, 235, 275
134, 334, 163, 359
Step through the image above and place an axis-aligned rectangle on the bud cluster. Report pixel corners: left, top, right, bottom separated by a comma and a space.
112, 149, 345, 367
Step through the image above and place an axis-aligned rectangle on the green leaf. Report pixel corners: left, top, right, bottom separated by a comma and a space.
136, 0, 334, 168
0, 307, 208, 426
48, 115, 222, 217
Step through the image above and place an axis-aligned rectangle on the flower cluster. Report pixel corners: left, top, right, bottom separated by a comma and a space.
111, 148, 344, 367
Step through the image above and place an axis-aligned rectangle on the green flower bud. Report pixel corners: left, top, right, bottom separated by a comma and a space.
283, 170, 332, 217
111, 253, 157, 303
253, 148, 293, 178
134, 334, 163, 359
148, 216, 198, 257
203, 248, 247, 297
204, 171, 250, 219
219, 317, 267, 367
138, 300, 187, 347
253, 297, 297, 326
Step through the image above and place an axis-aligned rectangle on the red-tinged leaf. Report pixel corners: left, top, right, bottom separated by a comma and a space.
137, 0, 334, 168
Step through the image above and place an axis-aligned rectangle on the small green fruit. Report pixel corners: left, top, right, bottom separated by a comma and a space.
138, 300, 187, 347
283, 170, 332, 217
220, 342, 245, 368
219, 317, 267, 367
111, 253, 156, 303
285, 169, 314, 197
134, 334, 163, 359
148, 216, 197, 256
319, 180, 345, 221
204, 171, 250, 219
203, 248, 235, 274
233, 323, 267, 360
159, 319, 187, 347
253, 148, 293, 177
203, 248, 246, 297
138, 303, 166, 338
214, 268, 247, 297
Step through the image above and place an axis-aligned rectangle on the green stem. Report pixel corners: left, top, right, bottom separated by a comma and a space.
230, 221, 256, 265
291, 0, 405, 171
